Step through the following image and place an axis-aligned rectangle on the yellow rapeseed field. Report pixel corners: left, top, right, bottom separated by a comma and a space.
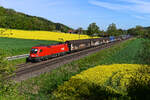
53, 64, 150, 99
0, 28, 96, 41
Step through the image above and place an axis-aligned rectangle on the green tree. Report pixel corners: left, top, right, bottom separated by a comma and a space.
87, 23, 100, 36
127, 28, 136, 36
82, 30, 87, 35
117, 29, 124, 35
127, 25, 150, 38
76, 27, 83, 39
97, 30, 107, 37
146, 29, 150, 38
107, 23, 119, 36
77, 27, 83, 34
135, 26, 147, 37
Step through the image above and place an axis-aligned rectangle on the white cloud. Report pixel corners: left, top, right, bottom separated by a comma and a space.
133, 15, 150, 21
120, 0, 150, 5
89, 0, 129, 10
134, 15, 146, 20
89, 0, 150, 14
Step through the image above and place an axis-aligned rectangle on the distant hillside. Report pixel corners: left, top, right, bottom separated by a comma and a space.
0, 6, 72, 32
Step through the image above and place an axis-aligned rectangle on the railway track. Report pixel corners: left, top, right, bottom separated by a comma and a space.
10, 38, 132, 82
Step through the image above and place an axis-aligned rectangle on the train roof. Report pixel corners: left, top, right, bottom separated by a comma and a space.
32, 42, 65, 48
66, 37, 109, 44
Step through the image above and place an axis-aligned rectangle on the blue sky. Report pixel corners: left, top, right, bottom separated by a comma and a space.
0, 0, 150, 30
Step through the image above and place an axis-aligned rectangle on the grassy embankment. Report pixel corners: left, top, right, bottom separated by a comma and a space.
17, 38, 146, 99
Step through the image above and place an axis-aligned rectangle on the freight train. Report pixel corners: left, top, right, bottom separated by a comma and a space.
26, 35, 130, 62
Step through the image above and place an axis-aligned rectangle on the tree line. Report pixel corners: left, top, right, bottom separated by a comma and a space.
0, 6, 72, 32
75, 23, 150, 38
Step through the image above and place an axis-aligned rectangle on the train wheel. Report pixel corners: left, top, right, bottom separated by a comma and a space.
26, 57, 30, 63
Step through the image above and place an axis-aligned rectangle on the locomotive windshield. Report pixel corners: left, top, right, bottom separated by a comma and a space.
31, 48, 38, 54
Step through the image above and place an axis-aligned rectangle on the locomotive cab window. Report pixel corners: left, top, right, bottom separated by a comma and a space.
31, 49, 38, 54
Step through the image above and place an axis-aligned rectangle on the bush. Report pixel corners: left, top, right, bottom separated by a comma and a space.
52, 78, 121, 100
52, 64, 150, 100
127, 67, 150, 100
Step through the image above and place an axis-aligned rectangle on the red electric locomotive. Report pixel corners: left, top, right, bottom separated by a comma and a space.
27, 43, 69, 62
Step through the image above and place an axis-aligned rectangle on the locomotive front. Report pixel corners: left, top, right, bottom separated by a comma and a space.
26, 43, 70, 62
26, 47, 43, 62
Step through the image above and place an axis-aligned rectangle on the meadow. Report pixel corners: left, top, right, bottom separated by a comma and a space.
0, 37, 58, 56
16, 38, 147, 99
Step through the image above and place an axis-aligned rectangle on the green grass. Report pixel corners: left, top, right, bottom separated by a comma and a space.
0, 37, 58, 56
138, 38, 150, 65
18, 38, 144, 99
9, 58, 26, 67
98, 38, 142, 65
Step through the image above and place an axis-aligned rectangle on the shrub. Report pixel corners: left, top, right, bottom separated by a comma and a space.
52, 64, 150, 100
127, 66, 150, 100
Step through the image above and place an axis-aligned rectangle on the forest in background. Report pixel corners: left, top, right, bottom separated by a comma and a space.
0, 6, 72, 33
